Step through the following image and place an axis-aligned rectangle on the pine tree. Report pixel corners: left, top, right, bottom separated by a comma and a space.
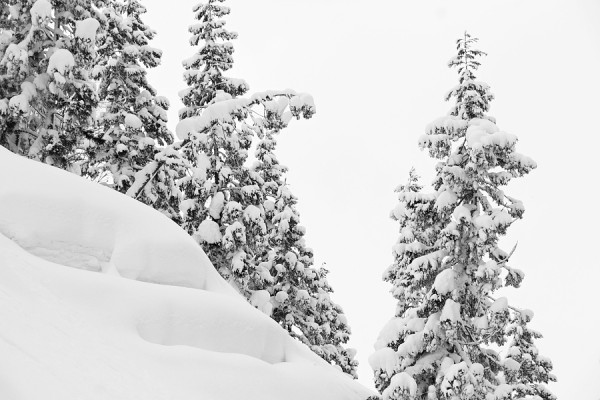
252, 115, 358, 376
175, 0, 357, 375
371, 33, 555, 400
176, 0, 310, 295
89, 0, 173, 195
0, 0, 101, 172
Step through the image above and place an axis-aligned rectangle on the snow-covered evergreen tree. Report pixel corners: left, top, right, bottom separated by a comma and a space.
0, 0, 101, 172
175, 0, 295, 297
90, 0, 173, 195
252, 115, 358, 377
370, 33, 555, 400
174, 0, 357, 375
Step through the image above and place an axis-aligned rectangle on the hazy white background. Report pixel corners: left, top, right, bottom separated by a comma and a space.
143, 1, 600, 398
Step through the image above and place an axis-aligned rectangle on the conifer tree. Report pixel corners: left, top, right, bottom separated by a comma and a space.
89, 0, 173, 195
371, 33, 555, 400
175, 0, 313, 296
0, 0, 102, 172
174, 0, 356, 375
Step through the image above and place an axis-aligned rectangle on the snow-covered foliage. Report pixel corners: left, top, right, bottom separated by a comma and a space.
175, 1, 256, 286
177, 89, 315, 292
372, 33, 555, 400
252, 119, 358, 376
0, 0, 181, 221
0, 146, 374, 400
88, 0, 178, 219
168, 0, 355, 375
179, 0, 248, 119
0, 0, 101, 171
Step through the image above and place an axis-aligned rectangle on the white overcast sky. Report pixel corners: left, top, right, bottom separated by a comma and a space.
143, 1, 600, 398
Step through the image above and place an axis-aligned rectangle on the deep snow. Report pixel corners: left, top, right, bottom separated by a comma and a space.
0, 147, 374, 400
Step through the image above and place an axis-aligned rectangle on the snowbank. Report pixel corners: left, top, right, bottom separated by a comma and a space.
0, 148, 373, 400
0, 146, 230, 293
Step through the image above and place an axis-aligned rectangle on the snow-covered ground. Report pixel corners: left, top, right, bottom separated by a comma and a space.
0, 147, 374, 400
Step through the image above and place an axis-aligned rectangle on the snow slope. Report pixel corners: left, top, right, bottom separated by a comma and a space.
0, 147, 373, 400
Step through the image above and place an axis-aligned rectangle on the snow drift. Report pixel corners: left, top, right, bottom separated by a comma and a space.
0, 147, 373, 400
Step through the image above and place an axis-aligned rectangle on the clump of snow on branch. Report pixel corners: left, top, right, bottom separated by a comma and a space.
47, 49, 75, 75
75, 18, 100, 44
30, 0, 52, 26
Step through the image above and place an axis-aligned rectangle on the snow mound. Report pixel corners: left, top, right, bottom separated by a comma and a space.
0, 148, 373, 400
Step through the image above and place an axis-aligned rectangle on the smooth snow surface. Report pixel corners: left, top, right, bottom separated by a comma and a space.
0, 148, 373, 400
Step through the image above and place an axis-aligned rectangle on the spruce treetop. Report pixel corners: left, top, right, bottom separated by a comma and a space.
180, 0, 248, 118
445, 32, 494, 121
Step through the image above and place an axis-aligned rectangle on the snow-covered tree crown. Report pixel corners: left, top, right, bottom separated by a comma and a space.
179, 0, 248, 118
371, 34, 555, 400
172, 0, 357, 377
445, 32, 494, 121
